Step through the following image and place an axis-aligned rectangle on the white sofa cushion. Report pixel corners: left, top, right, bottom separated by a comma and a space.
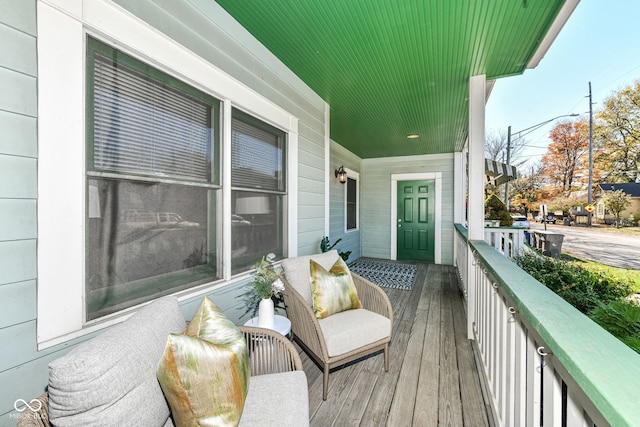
239, 371, 309, 427
282, 250, 341, 306
48, 296, 186, 427
318, 309, 391, 357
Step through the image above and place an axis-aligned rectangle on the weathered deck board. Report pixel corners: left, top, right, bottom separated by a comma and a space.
413, 266, 442, 427
298, 262, 490, 427
439, 265, 465, 426
361, 264, 427, 426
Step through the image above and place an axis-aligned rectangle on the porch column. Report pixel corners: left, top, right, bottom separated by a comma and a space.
453, 151, 467, 225
466, 74, 486, 339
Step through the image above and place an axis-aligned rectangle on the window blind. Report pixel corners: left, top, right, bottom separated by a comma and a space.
231, 116, 284, 191
93, 53, 213, 182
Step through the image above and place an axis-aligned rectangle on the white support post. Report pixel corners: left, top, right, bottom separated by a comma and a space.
467, 74, 486, 338
453, 151, 466, 225
468, 74, 486, 239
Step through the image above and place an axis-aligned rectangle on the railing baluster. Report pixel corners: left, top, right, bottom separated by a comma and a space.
542, 351, 563, 426
526, 339, 541, 427
498, 295, 508, 424
513, 319, 527, 426
483, 227, 525, 260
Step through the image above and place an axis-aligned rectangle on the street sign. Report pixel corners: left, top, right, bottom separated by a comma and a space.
585, 204, 595, 212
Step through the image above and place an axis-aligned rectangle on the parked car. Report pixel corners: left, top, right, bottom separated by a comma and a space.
544, 215, 557, 224
535, 214, 556, 224
511, 215, 531, 228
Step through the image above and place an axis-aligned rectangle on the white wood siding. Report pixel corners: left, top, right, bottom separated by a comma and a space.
329, 141, 362, 261
361, 154, 455, 264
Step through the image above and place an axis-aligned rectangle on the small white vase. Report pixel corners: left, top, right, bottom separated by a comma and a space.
258, 298, 275, 328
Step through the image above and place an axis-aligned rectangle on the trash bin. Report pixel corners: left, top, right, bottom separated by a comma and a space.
563, 217, 571, 226
533, 231, 564, 257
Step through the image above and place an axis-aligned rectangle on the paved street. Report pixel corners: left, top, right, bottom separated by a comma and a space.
529, 222, 640, 270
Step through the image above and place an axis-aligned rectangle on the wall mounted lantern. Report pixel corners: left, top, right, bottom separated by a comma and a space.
334, 166, 347, 184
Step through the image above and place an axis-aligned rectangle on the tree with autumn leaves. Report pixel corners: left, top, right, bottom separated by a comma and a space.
540, 119, 590, 196
594, 80, 640, 183
535, 80, 639, 203
500, 80, 639, 215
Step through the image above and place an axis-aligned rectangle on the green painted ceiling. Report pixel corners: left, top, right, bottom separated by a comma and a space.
214, 0, 569, 159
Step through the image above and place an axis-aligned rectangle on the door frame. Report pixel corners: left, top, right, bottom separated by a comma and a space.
390, 172, 442, 263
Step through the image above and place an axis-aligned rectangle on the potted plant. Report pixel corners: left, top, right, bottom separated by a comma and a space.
239, 253, 285, 327
320, 236, 352, 262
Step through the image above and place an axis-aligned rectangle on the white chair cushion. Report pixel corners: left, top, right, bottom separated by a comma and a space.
318, 309, 391, 357
239, 371, 309, 426
282, 250, 341, 306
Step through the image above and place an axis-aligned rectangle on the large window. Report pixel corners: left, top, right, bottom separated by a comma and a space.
231, 110, 286, 273
85, 38, 290, 320
37, 4, 299, 346
86, 38, 223, 320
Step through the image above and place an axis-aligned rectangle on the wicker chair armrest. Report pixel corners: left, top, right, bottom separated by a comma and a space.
280, 275, 329, 359
239, 325, 303, 375
351, 272, 394, 325
16, 392, 50, 427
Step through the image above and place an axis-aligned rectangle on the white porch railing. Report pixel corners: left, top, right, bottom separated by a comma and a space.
483, 226, 526, 259
455, 224, 640, 427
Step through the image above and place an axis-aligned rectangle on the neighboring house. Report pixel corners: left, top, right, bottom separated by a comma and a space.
0, 0, 580, 422
596, 182, 640, 223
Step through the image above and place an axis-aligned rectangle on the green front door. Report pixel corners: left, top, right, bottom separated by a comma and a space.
397, 180, 435, 261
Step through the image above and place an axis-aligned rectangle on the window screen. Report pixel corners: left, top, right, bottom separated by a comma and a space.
86, 38, 221, 320
231, 109, 286, 273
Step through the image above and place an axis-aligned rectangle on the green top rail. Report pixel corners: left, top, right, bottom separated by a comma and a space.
455, 223, 640, 426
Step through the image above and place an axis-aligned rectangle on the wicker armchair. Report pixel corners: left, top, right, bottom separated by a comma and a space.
16, 326, 303, 427
281, 251, 393, 400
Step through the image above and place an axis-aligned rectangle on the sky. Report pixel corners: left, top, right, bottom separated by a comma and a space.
486, 0, 640, 170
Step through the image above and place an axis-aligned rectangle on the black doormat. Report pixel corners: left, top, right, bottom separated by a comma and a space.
349, 258, 418, 291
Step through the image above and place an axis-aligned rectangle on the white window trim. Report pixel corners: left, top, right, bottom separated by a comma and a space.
389, 172, 442, 264
343, 168, 360, 233
37, 0, 298, 349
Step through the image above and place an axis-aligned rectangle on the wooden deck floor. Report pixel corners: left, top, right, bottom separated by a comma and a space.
297, 262, 492, 427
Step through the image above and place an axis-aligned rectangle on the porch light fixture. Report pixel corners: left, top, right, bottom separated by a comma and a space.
334, 166, 347, 184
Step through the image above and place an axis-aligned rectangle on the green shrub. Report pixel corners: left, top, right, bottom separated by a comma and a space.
590, 300, 640, 354
516, 252, 639, 354
515, 252, 633, 314
485, 194, 513, 226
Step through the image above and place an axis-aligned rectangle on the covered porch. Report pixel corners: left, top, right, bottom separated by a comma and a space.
7, 1, 640, 425
302, 262, 489, 426
300, 245, 640, 427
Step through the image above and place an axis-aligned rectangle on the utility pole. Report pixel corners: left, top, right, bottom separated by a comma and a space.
588, 82, 593, 227
504, 125, 511, 209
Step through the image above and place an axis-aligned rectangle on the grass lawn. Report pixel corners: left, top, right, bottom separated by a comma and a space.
561, 253, 640, 294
